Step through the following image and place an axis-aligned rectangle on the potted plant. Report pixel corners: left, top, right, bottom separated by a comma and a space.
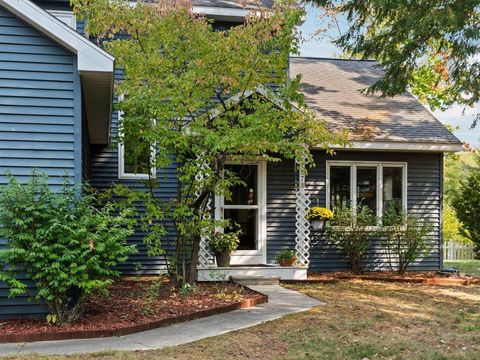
207, 231, 240, 267
275, 249, 296, 266
306, 207, 334, 230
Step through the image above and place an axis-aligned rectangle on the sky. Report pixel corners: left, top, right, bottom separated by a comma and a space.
297, 5, 480, 146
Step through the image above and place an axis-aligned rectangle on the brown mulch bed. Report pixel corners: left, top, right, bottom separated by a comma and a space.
0, 279, 265, 342
300, 271, 480, 285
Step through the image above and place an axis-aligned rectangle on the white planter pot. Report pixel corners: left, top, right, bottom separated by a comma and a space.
311, 219, 325, 230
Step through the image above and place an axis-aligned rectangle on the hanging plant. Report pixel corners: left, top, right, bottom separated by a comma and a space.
306, 207, 334, 230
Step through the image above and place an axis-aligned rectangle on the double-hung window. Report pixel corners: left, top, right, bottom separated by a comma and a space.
118, 106, 156, 180
326, 161, 407, 217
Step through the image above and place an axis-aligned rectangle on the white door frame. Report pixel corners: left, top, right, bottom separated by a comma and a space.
214, 161, 267, 265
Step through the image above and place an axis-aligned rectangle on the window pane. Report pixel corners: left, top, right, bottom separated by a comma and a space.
330, 166, 351, 210
224, 208, 257, 250
383, 167, 403, 215
225, 164, 257, 205
357, 167, 377, 214
124, 137, 151, 175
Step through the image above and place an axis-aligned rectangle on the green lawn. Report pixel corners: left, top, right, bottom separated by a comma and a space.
444, 260, 480, 276
9, 280, 480, 360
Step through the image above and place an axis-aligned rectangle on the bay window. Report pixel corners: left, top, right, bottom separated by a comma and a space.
327, 161, 407, 217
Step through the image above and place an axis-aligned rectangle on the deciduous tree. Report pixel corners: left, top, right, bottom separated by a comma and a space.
451, 151, 480, 251
73, 0, 346, 284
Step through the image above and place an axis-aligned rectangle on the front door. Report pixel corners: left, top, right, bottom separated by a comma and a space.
215, 162, 267, 265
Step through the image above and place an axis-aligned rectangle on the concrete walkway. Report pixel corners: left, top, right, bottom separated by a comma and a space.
0, 285, 323, 357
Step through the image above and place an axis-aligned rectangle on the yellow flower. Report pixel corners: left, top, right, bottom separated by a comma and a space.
306, 207, 334, 221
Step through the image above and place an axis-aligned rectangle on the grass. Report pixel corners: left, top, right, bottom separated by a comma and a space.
444, 260, 480, 276
7, 280, 480, 360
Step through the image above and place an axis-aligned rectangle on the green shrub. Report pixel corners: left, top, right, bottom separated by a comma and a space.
327, 206, 377, 274
0, 173, 137, 324
382, 207, 432, 274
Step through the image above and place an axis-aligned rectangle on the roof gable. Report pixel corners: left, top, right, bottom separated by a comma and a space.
0, 0, 113, 73
290, 57, 463, 151
0, 0, 115, 144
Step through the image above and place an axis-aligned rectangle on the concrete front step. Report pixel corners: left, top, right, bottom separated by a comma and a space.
231, 275, 280, 286
197, 265, 307, 281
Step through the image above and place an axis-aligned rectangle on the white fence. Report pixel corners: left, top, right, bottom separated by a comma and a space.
443, 240, 476, 260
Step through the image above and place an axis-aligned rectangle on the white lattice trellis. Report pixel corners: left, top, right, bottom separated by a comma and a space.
195, 155, 214, 268
295, 153, 311, 267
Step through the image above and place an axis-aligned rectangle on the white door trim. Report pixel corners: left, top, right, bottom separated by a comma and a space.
215, 161, 267, 265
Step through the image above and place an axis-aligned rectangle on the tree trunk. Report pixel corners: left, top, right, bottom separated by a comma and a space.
187, 234, 201, 283
174, 233, 183, 285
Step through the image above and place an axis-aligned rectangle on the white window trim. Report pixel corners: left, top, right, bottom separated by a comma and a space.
117, 107, 156, 180
214, 161, 267, 264
326, 160, 408, 217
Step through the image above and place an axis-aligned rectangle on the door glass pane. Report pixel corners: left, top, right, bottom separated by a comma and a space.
224, 208, 257, 250
330, 166, 351, 210
357, 167, 377, 214
383, 167, 403, 215
225, 164, 257, 205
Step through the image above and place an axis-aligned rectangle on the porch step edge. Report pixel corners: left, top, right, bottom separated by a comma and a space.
231, 275, 280, 286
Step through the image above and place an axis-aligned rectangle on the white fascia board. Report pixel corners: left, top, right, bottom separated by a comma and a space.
192, 5, 305, 25
192, 6, 252, 21
326, 141, 464, 152
0, 0, 114, 73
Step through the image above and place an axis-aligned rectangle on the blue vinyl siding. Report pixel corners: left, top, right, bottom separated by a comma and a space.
266, 150, 443, 272
89, 70, 178, 274
266, 159, 297, 261
0, 6, 78, 319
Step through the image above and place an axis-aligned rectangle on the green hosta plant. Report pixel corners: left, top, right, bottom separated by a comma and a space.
275, 249, 296, 261
0, 173, 137, 325
207, 231, 241, 255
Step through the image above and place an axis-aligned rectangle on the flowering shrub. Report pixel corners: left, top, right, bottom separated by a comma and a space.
306, 207, 334, 221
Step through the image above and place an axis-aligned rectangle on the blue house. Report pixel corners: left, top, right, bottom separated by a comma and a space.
0, 0, 463, 318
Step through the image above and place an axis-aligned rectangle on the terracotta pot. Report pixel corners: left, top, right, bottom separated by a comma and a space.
278, 258, 296, 266
215, 252, 231, 267
311, 219, 325, 230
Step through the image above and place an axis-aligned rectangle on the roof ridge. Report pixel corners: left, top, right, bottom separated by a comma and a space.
290, 56, 377, 62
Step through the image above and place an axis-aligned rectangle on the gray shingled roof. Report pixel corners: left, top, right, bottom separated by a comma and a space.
193, 0, 273, 9
290, 57, 462, 145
